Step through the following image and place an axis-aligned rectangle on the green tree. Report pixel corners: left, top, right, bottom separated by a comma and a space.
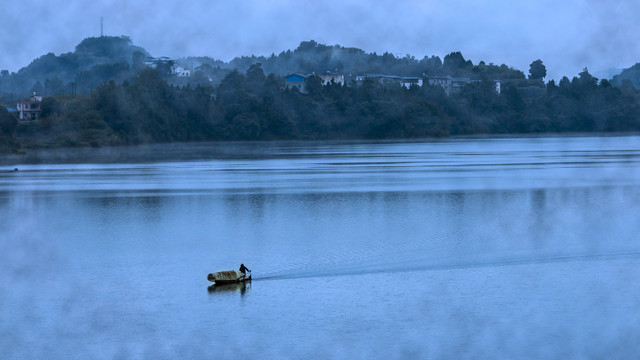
0, 105, 19, 153
155, 60, 174, 79
305, 75, 323, 97
131, 51, 146, 72
576, 67, 597, 88
44, 77, 65, 96
31, 81, 44, 95
443, 52, 473, 76
0, 106, 17, 135
528, 59, 547, 80
246, 63, 265, 81
40, 97, 61, 118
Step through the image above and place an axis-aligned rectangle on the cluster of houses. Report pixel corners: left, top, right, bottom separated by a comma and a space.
7, 70, 500, 123
141, 57, 502, 95
284, 73, 346, 92
141, 57, 502, 96
286, 73, 501, 95
428, 76, 501, 95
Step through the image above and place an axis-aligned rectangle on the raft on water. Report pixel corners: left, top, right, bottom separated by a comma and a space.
207, 270, 251, 284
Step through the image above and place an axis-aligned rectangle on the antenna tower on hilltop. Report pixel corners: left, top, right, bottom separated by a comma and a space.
100, 17, 104, 37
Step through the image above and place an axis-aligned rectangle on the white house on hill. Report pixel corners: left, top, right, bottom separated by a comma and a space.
318, 73, 344, 86
16, 93, 42, 121
356, 74, 423, 88
173, 66, 191, 77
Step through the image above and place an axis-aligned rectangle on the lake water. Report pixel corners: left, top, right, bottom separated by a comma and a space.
1, 136, 640, 359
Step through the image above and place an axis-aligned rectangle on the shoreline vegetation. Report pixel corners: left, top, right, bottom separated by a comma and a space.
2, 36, 640, 154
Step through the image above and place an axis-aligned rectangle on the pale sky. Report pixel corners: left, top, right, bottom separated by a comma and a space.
1, 0, 638, 80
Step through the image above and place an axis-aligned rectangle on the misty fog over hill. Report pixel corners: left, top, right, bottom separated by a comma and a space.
3, 35, 640, 104
0, 36, 529, 101
1, 36, 640, 153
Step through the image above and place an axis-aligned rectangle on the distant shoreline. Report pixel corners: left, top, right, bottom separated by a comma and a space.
3, 132, 640, 166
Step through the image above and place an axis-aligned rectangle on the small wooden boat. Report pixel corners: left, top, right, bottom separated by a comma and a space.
207, 270, 251, 284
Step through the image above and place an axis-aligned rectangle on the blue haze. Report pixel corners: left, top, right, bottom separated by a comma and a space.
1, 136, 640, 358
2, 1, 640, 80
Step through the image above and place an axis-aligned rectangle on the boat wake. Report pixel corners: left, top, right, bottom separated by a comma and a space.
255, 250, 640, 281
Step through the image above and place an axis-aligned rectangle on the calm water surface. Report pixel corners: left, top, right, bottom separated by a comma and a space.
1, 136, 640, 359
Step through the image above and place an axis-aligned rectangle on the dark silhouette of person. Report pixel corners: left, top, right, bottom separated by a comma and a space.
239, 263, 250, 276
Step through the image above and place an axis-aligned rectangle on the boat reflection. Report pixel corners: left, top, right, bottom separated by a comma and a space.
207, 282, 250, 296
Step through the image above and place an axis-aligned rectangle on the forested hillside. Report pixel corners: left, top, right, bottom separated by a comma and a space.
612, 63, 640, 88
1, 37, 640, 153
0, 36, 148, 100
1, 37, 524, 103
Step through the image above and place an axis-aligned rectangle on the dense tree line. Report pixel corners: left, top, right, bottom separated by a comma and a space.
2, 62, 640, 152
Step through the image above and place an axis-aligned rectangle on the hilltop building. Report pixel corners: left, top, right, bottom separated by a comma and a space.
143, 57, 177, 69
285, 72, 500, 95
285, 72, 347, 93
173, 66, 191, 77
355, 74, 423, 88
318, 73, 344, 86
285, 73, 308, 93
427, 76, 501, 95
17, 93, 42, 121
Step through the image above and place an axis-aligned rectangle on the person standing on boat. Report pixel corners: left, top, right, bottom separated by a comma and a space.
239, 263, 250, 278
